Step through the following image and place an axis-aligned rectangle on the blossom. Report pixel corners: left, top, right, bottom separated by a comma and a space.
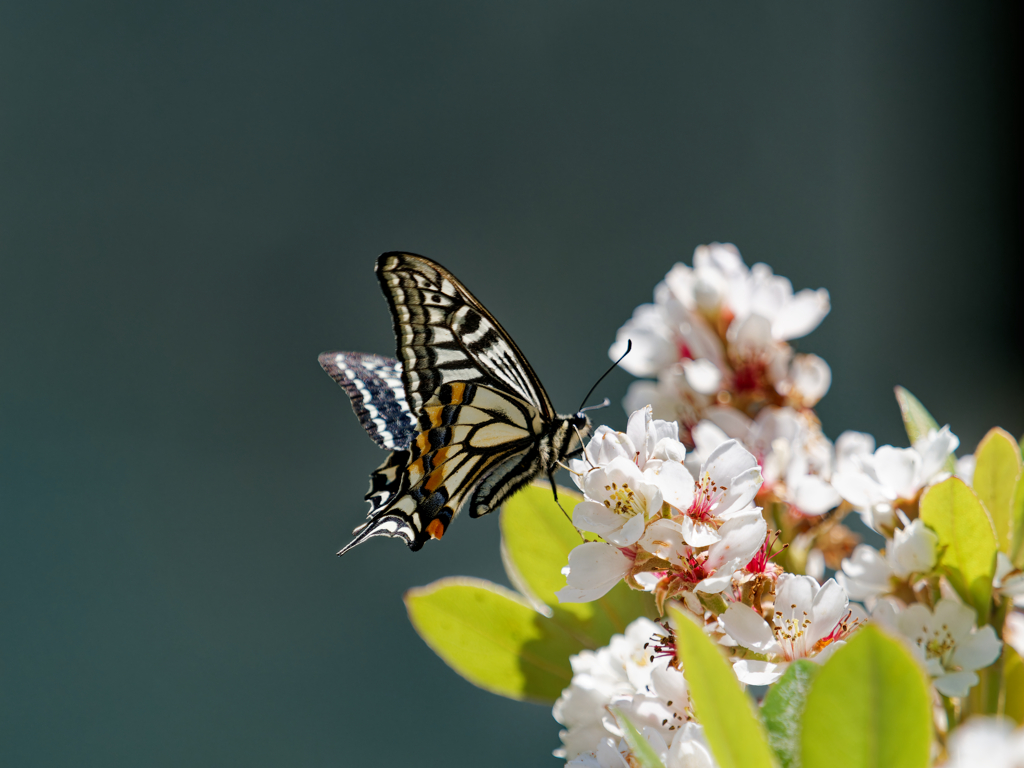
941, 717, 1024, 768
610, 244, 831, 428
560, 407, 765, 606
836, 520, 938, 607
554, 618, 699, 765
747, 407, 841, 515
872, 598, 1002, 697
831, 426, 960, 532
720, 575, 860, 684
557, 543, 634, 603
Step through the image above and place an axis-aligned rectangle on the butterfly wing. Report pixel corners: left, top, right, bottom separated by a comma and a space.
338, 381, 543, 553
318, 351, 416, 451
375, 252, 556, 420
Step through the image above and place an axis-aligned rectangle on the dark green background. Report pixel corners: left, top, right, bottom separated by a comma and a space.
1, 2, 1021, 766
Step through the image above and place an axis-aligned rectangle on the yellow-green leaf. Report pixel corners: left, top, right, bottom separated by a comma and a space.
894, 386, 954, 473
801, 625, 931, 768
669, 606, 776, 768
973, 427, 1023, 554
405, 577, 580, 703
612, 707, 667, 768
1013, 474, 1024, 569
761, 660, 820, 768
1004, 646, 1024, 727
501, 483, 655, 645
919, 477, 997, 624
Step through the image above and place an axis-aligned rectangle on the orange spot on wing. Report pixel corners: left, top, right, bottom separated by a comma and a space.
448, 382, 465, 404
424, 406, 444, 427
426, 519, 445, 540
415, 432, 431, 453
424, 447, 450, 491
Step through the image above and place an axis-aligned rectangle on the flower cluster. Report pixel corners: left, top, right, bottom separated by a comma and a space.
547, 243, 1017, 763
553, 617, 717, 768
558, 406, 767, 613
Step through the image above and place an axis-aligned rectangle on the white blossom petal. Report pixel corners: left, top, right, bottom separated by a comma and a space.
732, 659, 787, 685
950, 625, 1002, 672
557, 543, 632, 603
934, 670, 979, 698
720, 603, 782, 654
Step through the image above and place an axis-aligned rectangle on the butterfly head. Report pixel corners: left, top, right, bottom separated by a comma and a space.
559, 410, 593, 462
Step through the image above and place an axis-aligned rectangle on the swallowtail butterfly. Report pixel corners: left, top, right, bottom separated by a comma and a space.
320, 252, 592, 555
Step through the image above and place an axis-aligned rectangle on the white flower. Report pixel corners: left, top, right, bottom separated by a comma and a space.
831, 426, 960, 532
995, 553, 1024, 606
674, 439, 762, 546
1005, 611, 1024, 658
640, 510, 768, 595
747, 407, 841, 516
608, 244, 830, 416
941, 717, 1024, 768
554, 618, 693, 762
954, 454, 976, 486
573, 457, 663, 546
888, 519, 938, 577
837, 521, 937, 607
720, 575, 859, 684
836, 544, 893, 606
872, 598, 1002, 697
557, 543, 634, 604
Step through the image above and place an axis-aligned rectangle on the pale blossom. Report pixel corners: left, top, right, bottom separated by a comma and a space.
831, 426, 960, 532
941, 717, 1024, 768
720, 575, 859, 684
747, 407, 841, 516
872, 598, 1002, 697
609, 244, 831, 421
557, 543, 634, 603
554, 618, 693, 762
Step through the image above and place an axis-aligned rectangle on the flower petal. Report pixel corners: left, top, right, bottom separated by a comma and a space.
933, 671, 979, 698
638, 519, 687, 561
720, 602, 781, 654
732, 659, 787, 685
573, 501, 627, 535
645, 461, 695, 512
806, 578, 848, 647
557, 543, 632, 603
950, 625, 1002, 672
679, 516, 721, 547
606, 511, 646, 547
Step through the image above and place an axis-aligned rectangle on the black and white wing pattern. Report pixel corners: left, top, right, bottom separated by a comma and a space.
318, 352, 415, 451
320, 252, 590, 555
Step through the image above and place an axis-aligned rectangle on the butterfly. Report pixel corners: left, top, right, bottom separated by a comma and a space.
319, 252, 595, 555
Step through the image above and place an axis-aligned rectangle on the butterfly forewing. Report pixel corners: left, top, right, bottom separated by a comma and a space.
375, 253, 555, 418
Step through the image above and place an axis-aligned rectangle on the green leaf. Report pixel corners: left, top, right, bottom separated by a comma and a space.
405, 577, 581, 703
919, 477, 997, 624
501, 483, 655, 644
894, 386, 954, 472
801, 625, 931, 768
1004, 646, 1024, 727
761, 661, 820, 768
668, 606, 776, 768
1013, 473, 1024, 569
611, 707, 667, 768
972, 427, 1023, 554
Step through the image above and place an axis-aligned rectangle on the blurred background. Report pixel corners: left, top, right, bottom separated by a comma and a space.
1, 2, 1021, 765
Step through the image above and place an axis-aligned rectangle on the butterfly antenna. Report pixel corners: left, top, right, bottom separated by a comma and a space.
578, 340, 632, 412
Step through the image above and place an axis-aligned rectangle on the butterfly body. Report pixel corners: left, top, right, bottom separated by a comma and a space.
320, 252, 590, 554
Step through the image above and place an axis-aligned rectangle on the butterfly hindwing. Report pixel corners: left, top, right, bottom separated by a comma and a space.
322, 252, 591, 555
318, 352, 416, 451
